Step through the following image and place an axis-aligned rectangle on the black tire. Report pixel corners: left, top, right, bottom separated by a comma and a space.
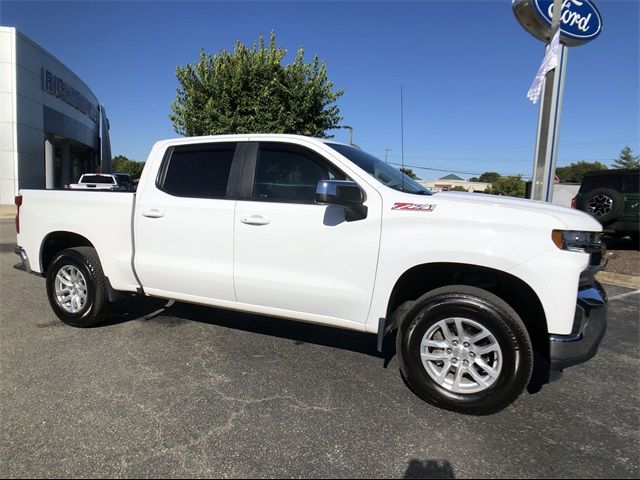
580, 187, 624, 225
45, 247, 111, 327
396, 285, 533, 415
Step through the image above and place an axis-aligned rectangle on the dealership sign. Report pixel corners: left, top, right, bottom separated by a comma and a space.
41, 68, 98, 123
512, 0, 602, 46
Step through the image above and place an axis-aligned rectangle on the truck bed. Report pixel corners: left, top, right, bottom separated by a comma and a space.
17, 190, 141, 292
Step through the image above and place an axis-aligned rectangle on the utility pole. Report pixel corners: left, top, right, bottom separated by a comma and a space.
341, 125, 354, 146
384, 148, 391, 163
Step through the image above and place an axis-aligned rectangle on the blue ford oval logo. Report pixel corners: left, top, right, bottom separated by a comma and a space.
534, 0, 602, 41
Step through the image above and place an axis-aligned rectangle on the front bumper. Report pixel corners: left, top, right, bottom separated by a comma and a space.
549, 281, 608, 371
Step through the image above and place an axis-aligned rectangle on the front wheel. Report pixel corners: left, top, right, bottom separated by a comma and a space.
46, 247, 111, 327
397, 285, 533, 415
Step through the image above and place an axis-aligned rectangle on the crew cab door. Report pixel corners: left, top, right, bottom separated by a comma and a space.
233, 141, 382, 325
134, 141, 245, 301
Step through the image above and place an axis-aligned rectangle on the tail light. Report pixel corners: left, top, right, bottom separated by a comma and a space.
571, 196, 577, 209
15, 195, 22, 234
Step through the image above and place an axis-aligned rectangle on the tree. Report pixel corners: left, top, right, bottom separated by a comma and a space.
555, 160, 608, 183
478, 172, 501, 183
170, 32, 344, 138
400, 167, 419, 180
468, 177, 480, 182
612, 146, 640, 169
451, 186, 468, 192
486, 175, 526, 197
112, 155, 145, 179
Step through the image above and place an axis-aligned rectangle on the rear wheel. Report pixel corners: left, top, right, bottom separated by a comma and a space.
46, 247, 111, 327
396, 285, 533, 415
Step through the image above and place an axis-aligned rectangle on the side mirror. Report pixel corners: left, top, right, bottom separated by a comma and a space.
315, 180, 367, 222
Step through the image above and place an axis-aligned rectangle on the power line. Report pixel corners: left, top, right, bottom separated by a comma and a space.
459, 139, 639, 151
386, 161, 532, 179
386, 154, 615, 163
368, 139, 638, 153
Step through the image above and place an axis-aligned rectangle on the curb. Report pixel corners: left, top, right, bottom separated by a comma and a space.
596, 271, 640, 289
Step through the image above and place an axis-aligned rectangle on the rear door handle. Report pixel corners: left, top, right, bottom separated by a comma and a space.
240, 214, 270, 226
142, 209, 165, 218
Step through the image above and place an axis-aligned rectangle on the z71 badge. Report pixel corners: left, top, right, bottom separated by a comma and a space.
392, 203, 437, 212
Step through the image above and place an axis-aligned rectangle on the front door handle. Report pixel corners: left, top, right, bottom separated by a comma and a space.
240, 214, 270, 226
142, 209, 165, 218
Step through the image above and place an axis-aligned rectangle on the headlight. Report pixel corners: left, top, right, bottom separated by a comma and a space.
552, 230, 602, 252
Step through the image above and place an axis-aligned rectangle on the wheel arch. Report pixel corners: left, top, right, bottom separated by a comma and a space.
40, 231, 95, 274
386, 262, 549, 357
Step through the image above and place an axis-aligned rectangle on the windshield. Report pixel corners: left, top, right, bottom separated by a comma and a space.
326, 143, 433, 195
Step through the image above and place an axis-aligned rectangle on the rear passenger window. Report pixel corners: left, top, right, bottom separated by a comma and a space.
252, 145, 347, 203
160, 144, 235, 198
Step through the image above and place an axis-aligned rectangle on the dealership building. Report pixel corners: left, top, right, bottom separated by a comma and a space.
0, 26, 111, 205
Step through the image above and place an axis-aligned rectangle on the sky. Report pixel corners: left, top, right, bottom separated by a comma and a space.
1, 0, 638, 180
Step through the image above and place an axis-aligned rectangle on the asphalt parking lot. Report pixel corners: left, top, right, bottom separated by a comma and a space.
1, 218, 638, 479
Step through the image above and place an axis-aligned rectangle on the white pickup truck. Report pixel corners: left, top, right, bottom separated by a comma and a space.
14, 134, 608, 414
69, 173, 133, 191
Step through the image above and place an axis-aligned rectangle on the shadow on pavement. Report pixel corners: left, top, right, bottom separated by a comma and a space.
1, 241, 17, 253
403, 459, 455, 479
604, 235, 639, 251
107, 296, 389, 361
103, 296, 556, 394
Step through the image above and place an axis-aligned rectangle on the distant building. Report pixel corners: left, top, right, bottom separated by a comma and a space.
419, 174, 490, 193
438, 173, 464, 181
0, 27, 112, 205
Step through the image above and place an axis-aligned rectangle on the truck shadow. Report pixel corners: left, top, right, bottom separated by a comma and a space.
603, 235, 639, 251
403, 459, 455, 479
106, 297, 552, 390
108, 297, 393, 362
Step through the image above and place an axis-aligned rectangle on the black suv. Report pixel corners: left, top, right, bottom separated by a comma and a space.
573, 169, 639, 243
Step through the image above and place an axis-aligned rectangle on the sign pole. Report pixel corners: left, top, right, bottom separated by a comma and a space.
530, 0, 564, 202
531, 44, 568, 201
514, 0, 602, 200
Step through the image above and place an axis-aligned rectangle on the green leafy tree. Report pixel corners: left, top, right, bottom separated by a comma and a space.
451, 185, 468, 192
170, 32, 344, 137
486, 175, 526, 197
555, 160, 608, 183
612, 146, 640, 169
112, 155, 145, 179
400, 167, 419, 180
478, 172, 501, 183
468, 177, 480, 182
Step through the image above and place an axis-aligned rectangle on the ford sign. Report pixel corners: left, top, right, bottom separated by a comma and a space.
513, 0, 603, 46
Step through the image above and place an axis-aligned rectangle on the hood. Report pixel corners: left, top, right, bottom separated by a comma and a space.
434, 191, 602, 231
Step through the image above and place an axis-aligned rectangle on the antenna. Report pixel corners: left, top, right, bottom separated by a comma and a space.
401, 85, 405, 191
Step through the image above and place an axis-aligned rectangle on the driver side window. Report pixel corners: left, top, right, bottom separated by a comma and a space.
252, 144, 347, 204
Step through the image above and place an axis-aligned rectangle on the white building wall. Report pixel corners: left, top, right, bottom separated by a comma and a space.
0, 27, 18, 205
0, 26, 106, 204
419, 179, 491, 193
552, 184, 580, 207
